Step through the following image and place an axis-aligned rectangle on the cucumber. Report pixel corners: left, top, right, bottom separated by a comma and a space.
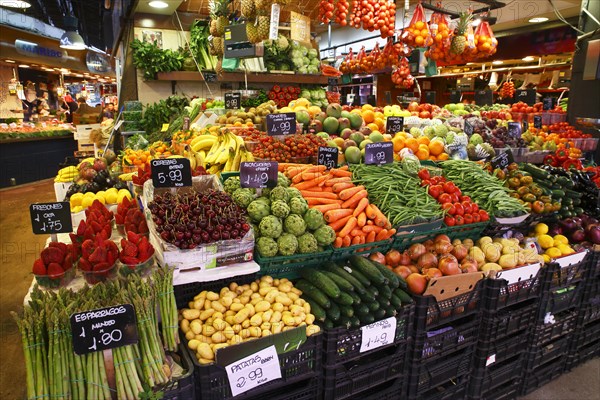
326, 302, 341, 322
522, 164, 550, 180
349, 256, 387, 286
374, 308, 386, 320
350, 316, 361, 328
353, 303, 370, 316
366, 301, 380, 312
333, 291, 354, 306
339, 304, 355, 318
303, 298, 326, 322
565, 189, 583, 198
300, 268, 341, 299
556, 176, 574, 189
552, 189, 566, 198
323, 319, 334, 329
377, 296, 391, 308
323, 270, 355, 292
397, 275, 408, 291
370, 260, 400, 288
390, 294, 403, 309
394, 288, 413, 304
377, 284, 393, 299
295, 280, 331, 309
365, 285, 380, 298
338, 316, 352, 329
347, 290, 362, 305
323, 263, 367, 294
345, 265, 371, 287
573, 207, 584, 216
383, 306, 397, 318
359, 313, 375, 325
572, 197, 581, 206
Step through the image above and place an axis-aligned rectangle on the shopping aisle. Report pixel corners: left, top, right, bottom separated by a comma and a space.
522, 358, 600, 400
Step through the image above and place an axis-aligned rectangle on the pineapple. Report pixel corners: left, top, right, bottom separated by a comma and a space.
209, 19, 218, 36
215, 58, 224, 75
241, 0, 256, 18
212, 37, 224, 56
246, 21, 260, 44
257, 15, 270, 41
254, 0, 270, 11
450, 12, 472, 55
213, 0, 231, 37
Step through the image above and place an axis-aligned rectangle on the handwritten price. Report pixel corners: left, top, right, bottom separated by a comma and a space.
157, 170, 182, 184
244, 172, 269, 187
236, 367, 265, 388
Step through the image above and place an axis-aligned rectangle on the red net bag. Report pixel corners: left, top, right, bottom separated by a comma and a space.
339, 48, 355, 74
369, 42, 383, 71
391, 57, 414, 88
354, 46, 368, 73
425, 3, 451, 61
473, 19, 498, 59
400, 1, 431, 48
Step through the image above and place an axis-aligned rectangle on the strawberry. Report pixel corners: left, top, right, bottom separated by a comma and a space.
32, 258, 47, 275
101, 225, 111, 240
90, 221, 102, 234
127, 231, 141, 245
89, 246, 107, 264
115, 214, 125, 225
41, 247, 64, 265
63, 253, 73, 270
82, 240, 95, 259
138, 220, 149, 234
92, 262, 111, 272
48, 242, 68, 256
47, 263, 64, 279
76, 220, 87, 236
78, 257, 92, 271
120, 255, 140, 265
121, 241, 138, 257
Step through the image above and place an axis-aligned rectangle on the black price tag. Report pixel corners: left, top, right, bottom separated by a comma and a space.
150, 158, 192, 188
491, 149, 515, 170
523, 121, 529, 132
386, 116, 404, 134
225, 92, 241, 109
30, 202, 73, 234
70, 304, 139, 355
267, 113, 296, 136
240, 161, 278, 188
385, 91, 392, 104
508, 122, 522, 138
474, 90, 493, 106
328, 78, 338, 86
204, 72, 217, 82
464, 120, 474, 135
534, 115, 542, 129
425, 91, 436, 104
515, 89, 536, 106
543, 97, 554, 110
449, 90, 461, 103
317, 146, 338, 170
365, 142, 393, 165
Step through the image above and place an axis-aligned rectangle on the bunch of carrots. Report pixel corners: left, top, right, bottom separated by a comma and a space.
284, 164, 396, 248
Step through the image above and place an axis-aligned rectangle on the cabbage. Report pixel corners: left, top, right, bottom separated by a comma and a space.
308, 49, 318, 59
279, 63, 291, 71
298, 66, 308, 74
276, 35, 289, 51
310, 57, 320, 66
301, 90, 311, 99
291, 49, 303, 59
300, 46, 308, 56
317, 90, 326, 99
292, 57, 304, 67
302, 57, 310, 66
311, 90, 321, 99
307, 65, 319, 74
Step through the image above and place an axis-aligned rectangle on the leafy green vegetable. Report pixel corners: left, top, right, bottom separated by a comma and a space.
131, 39, 185, 80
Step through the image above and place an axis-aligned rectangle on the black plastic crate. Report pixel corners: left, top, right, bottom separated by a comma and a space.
589, 249, 600, 278
414, 315, 480, 362
526, 335, 572, 369
322, 338, 409, 400
409, 373, 469, 400
323, 305, 412, 365
580, 302, 600, 326
483, 268, 543, 312
582, 276, 600, 306
520, 356, 566, 396
567, 337, 600, 370
162, 344, 195, 400
361, 377, 406, 399
544, 283, 585, 315
174, 273, 257, 308
574, 318, 600, 349
545, 253, 590, 289
480, 355, 524, 393
475, 332, 528, 367
530, 309, 578, 347
188, 333, 322, 400
479, 300, 538, 341
480, 380, 521, 400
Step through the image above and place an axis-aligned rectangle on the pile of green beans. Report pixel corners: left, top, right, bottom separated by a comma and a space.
439, 160, 527, 217
351, 163, 443, 226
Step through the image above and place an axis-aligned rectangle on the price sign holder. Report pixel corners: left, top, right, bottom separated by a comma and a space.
30, 202, 73, 240
507, 122, 522, 138
225, 92, 241, 109
151, 158, 192, 188
464, 120, 474, 136
365, 142, 393, 165
449, 90, 461, 103
425, 91, 436, 104
386, 116, 404, 135
267, 113, 296, 136
70, 304, 138, 355
328, 77, 338, 87
522, 120, 529, 133
317, 146, 338, 169
474, 90, 493, 106
360, 316, 397, 353
534, 115, 542, 129
515, 89, 536, 106
240, 161, 278, 188
491, 149, 515, 170
225, 345, 282, 397
543, 97, 555, 111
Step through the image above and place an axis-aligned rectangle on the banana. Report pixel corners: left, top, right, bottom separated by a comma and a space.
194, 151, 205, 169
191, 135, 218, 152
223, 148, 236, 172
204, 135, 225, 165
245, 150, 255, 162
214, 135, 232, 165
231, 149, 242, 171
118, 172, 135, 181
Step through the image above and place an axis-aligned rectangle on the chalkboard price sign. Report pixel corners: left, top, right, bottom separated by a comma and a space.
225, 92, 241, 109
386, 116, 404, 134
70, 304, 139, 355
30, 202, 73, 235
491, 149, 515, 170
240, 161, 278, 188
515, 89, 536, 106
317, 146, 338, 170
267, 113, 296, 136
464, 120, 474, 135
365, 142, 393, 165
475, 90, 493, 106
449, 90, 461, 103
522, 121, 529, 133
508, 122, 522, 138
533, 115, 542, 129
151, 158, 192, 188
328, 78, 338, 86
543, 97, 554, 110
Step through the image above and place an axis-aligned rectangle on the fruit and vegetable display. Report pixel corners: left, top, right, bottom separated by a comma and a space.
0, 124, 73, 140
502, 164, 561, 215
180, 276, 320, 364
250, 133, 328, 162
267, 85, 301, 108
297, 257, 412, 328
546, 215, 600, 246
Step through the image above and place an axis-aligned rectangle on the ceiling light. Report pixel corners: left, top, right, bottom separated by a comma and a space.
60, 17, 87, 50
19, 64, 30, 68
149, 0, 169, 8
522, 56, 535, 62
528, 17, 548, 23
492, 60, 503, 65
0, 0, 31, 8
5, 59, 16, 63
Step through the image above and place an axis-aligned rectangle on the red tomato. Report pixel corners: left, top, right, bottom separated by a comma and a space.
418, 169, 430, 180
479, 210, 490, 222
461, 201, 472, 215
430, 176, 445, 185
460, 196, 471, 203
438, 193, 452, 204
442, 202, 456, 215
463, 214, 474, 224
442, 181, 457, 194
450, 193, 460, 203
471, 203, 479, 213
444, 215, 456, 226
428, 185, 444, 199
455, 215, 465, 225
421, 179, 431, 187
472, 213, 481, 223
454, 203, 464, 216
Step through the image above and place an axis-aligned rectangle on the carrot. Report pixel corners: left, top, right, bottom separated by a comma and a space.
339, 185, 365, 201
374, 216, 386, 227
301, 170, 325, 181
366, 220, 374, 225
334, 237, 343, 248
324, 177, 351, 186
300, 190, 337, 199
386, 228, 397, 238
305, 198, 342, 205
375, 229, 389, 241
351, 235, 362, 245
350, 228, 364, 237
313, 204, 341, 213
342, 235, 352, 247
371, 204, 388, 226
339, 216, 358, 237
360, 235, 366, 244
357, 212, 367, 227
342, 189, 368, 209
337, 165, 349, 171
286, 166, 304, 178
302, 165, 327, 174
365, 204, 377, 219
322, 186, 334, 192
325, 208, 354, 223
366, 231, 376, 243
362, 225, 383, 233
353, 197, 369, 217
294, 175, 328, 190
329, 215, 352, 231
331, 169, 353, 177
332, 182, 355, 193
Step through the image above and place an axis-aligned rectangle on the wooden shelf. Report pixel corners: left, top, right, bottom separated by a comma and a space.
157, 71, 204, 81
156, 71, 329, 85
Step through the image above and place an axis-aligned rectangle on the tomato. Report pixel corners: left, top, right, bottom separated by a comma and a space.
438, 193, 452, 204
463, 214, 474, 224
450, 193, 460, 203
455, 215, 465, 225
428, 185, 443, 199
444, 215, 456, 226
418, 169, 430, 181
532, 200, 545, 214
430, 176, 444, 185
479, 210, 490, 222
460, 196, 471, 203
471, 203, 479, 213
461, 201, 472, 215
454, 187, 462, 197
472, 213, 481, 223
420, 179, 431, 187
453, 203, 464, 216
442, 181, 456, 194
441, 202, 456, 215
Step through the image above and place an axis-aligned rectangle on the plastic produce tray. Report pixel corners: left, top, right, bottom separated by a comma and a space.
323, 305, 412, 365
529, 309, 579, 348
173, 273, 257, 308
442, 221, 490, 242
408, 349, 474, 399
479, 300, 538, 340
545, 253, 590, 289
520, 356, 566, 396
480, 355, 524, 394
476, 332, 529, 367
331, 238, 393, 261
361, 377, 406, 399
255, 247, 333, 279
580, 302, 600, 325
573, 318, 600, 349
162, 344, 195, 400
544, 284, 584, 315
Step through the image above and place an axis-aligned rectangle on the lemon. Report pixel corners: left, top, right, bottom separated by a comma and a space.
105, 187, 118, 195
81, 196, 94, 209
94, 194, 106, 205
117, 189, 132, 204
545, 247, 562, 259
84, 191, 95, 198
542, 254, 551, 264
535, 223, 549, 235
553, 235, 569, 246
557, 244, 574, 256
72, 205, 83, 213
538, 234, 554, 250
70, 193, 84, 207
105, 191, 118, 204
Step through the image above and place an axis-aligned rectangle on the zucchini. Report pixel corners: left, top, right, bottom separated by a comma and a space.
295, 280, 331, 309
347, 290, 362, 305
393, 288, 413, 304
556, 176, 574, 189
390, 294, 403, 309
323, 270, 355, 292
370, 260, 400, 288
359, 313, 375, 325
303, 298, 326, 322
349, 256, 387, 286
374, 308, 386, 320
338, 316, 352, 329
333, 291, 355, 306
552, 189, 566, 198
344, 265, 371, 287
326, 302, 341, 322
324, 263, 367, 294
350, 316, 361, 328
572, 197, 581, 206
397, 275, 408, 291
383, 306, 397, 318
300, 268, 341, 299
353, 303, 370, 316
339, 304, 355, 318
565, 189, 583, 199
522, 164, 550, 181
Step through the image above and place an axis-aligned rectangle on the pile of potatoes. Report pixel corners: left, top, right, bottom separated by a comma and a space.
180, 275, 320, 365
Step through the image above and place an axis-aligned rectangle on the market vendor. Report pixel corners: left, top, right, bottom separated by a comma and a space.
74, 96, 102, 121
57, 94, 78, 123
101, 102, 116, 120
19, 98, 40, 122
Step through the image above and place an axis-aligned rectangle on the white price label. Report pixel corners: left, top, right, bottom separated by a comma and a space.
269, 4, 281, 41
360, 316, 397, 353
226, 345, 281, 397
486, 354, 496, 366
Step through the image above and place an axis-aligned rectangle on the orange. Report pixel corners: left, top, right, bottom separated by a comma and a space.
405, 138, 419, 153
362, 104, 374, 111
417, 136, 430, 146
394, 132, 408, 139
367, 122, 379, 132
415, 36, 424, 46
416, 145, 430, 160
429, 140, 445, 156
374, 111, 384, 120
362, 110, 375, 123
437, 152, 449, 161
429, 155, 437, 161
374, 118, 385, 130
392, 137, 405, 152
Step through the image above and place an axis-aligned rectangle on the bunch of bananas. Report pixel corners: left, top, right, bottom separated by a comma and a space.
55, 166, 80, 183
202, 129, 255, 174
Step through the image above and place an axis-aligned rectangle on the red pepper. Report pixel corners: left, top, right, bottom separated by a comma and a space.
555, 149, 569, 162
543, 154, 558, 167
273, 85, 281, 93
417, 169, 431, 181
562, 159, 582, 170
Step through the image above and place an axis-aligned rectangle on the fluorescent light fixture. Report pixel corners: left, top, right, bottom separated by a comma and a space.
18, 64, 30, 68
492, 60, 504, 65
5, 59, 15, 63
0, 0, 31, 8
528, 17, 548, 23
149, 0, 169, 8
472, 18, 481, 27
522, 56, 535, 62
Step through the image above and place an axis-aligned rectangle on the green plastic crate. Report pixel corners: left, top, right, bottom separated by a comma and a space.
393, 220, 444, 251
122, 110, 143, 121
331, 238, 393, 261
124, 101, 142, 111
255, 247, 334, 279
442, 221, 490, 241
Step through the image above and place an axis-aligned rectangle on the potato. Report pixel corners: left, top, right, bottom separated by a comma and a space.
282, 315, 296, 326
238, 295, 250, 305
196, 335, 211, 344
271, 322, 283, 334
190, 319, 202, 335
250, 313, 263, 327
230, 334, 243, 345
194, 291, 207, 300
272, 302, 284, 312
250, 297, 261, 306
219, 296, 233, 308
307, 324, 321, 336
262, 329, 272, 337
212, 318, 226, 331
192, 299, 204, 310
230, 302, 244, 312
213, 343, 228, 352
290, 305, 303, 316
240, 329, 251, 339
294, 316, 304, 325
231, 324, 242, 333
250, 293, 261, 300
260, 275, 273, 284
303, 302, 311, 314
306, 314, 315, 325
225, 315, 236, 326
229, 282, 239, 292
185, 330, 195, 341
197, 342, 214, 360
273, 279, 280, 286
265, 290, 279, 303
198, 358, 213, 365
220, 287, 230, 297
259, 286, 276, 296
287, 292, 299, 301
262, 310, 273, 323
241, 320, 251, 329
224, 328, 236, 340
180, 319, 190, 333
270, 311, 282, 323
182, 309, 201, 320
206, 291, 220, 301
212, 312, 223, 320
276, 295, 292, 306
278, 283, 292, 293
204, 299, 212, 310
260, 322, 271, 331
259, 280, 271, 288
225, 310, 235, 317
255, 300, 271, 313
234, 308, 250, 324
206, 317, 214, 325
290, 287, 302, 296
211, 301, 225, 313
211, 331, 227, 344
242, 289, 254, 297
188, 339, 200, 351
232, 298, 241, 304
244, 303, 256, 317
199, 309, 215, 321
202, 325, 216, 337
250, 282, 259, 292
248, 326, 262, 338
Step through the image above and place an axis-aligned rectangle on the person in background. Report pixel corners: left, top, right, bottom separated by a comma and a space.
102, 102, 115, 121
58, 94, 78, 123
